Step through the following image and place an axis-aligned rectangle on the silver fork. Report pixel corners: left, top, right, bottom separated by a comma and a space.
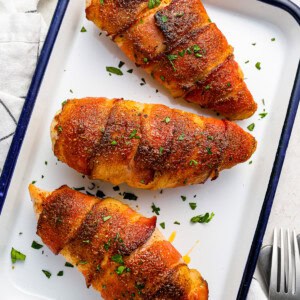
269, 228, 300, 299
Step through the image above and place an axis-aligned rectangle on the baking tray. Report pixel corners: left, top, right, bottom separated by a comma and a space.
0, 0, 299, 299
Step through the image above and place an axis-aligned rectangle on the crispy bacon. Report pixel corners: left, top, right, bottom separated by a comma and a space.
29, 184, 209, 299
86, 0, 257, 119
51, 98, 256, 189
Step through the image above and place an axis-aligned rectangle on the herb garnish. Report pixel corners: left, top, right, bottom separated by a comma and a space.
206, 147, 212, 155
73, 186, 85, 191
161, 15, 168, 23
174, 221, 180, 225
123, 192, 138, 200
129, 129, 140, 139
189, 203, 197, 210
247, 123, 255, 131
178, 133, 185, 141
111, 254, 124, 264
11, 248, 26, 263
31, 241, 43, 250
148, 0, 161, 9
271, 38, 276, 41
191, 212, 215, 223
106, 66, 123, 76
163, 116, 171, 123
259, 112, 268, 119
116, 265, 126, 275
189, 159, 198, 166
118, 61, 125, 68
96, 190, 106, 198
160, 222, 165, 229
57, 271, 64, 276
181, 195, 186, 201
151, 203, 160, 215
111, 140, 118, 145
159, 147, 164, 155
80, 26, 87, 32
255, 62, 261, 70
103, 216, 112, 222
113, 185, 120, 191
65, 262, 74, 267
42, 270, 52, 278
127, 69, 133, 73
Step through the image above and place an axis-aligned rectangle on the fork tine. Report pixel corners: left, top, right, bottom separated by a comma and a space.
270, 228, 278, 294
293, 230, 300, 295
280, 228, 285, 292
286, 229, 293, 293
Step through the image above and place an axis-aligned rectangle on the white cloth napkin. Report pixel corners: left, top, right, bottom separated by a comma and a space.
0, 0, 47, 173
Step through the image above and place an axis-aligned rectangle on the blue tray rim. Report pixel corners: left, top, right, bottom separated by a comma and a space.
0, 0, 299, 299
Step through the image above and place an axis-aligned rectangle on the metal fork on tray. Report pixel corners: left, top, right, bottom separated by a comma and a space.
269, 228, 300, 299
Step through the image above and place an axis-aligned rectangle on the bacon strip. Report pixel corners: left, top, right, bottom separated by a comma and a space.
29, 184, 209, 299
51, 98, 256, 189
86, 0, 257, 119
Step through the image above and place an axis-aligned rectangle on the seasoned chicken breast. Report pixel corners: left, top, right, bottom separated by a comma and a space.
86, 0, 257, 119
29, 184, 209, 300
51, 98, 256, 189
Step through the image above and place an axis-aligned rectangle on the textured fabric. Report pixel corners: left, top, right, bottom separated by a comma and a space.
0, 0, 47, 174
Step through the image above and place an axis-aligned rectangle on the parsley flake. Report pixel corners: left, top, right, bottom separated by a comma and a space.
189, 203, 197, 210
151, 203, 160, 215
42, 270, 52, 278
191, 212, 215, 223
247, 123, 255, 131
31, 241, 43, 250
11, 248, 26, 264
106, 66, 123, 76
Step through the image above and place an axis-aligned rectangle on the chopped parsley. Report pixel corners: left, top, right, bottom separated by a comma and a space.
31, 180, 36, 184
160, 75, 165, 81
103, 216, 112, 222
189, 203, 197, 210
174, 221, 180, 225
161, 15, 168, 23
245, 60, 249, 64
249, 160, 253, 165
259, 112, 268, 119
111, 254, 124, 264
204, 85, 211, 90
104, 240, 111, 251
65, 262, 74, 267
178, 133, 185, 141
113, 185, 120, 191
247, 123, 255, 131
123, 192, 138, 200
82, 240, 90, 244
159, 147, 164, 155
129, 129, 140, 139
111, 140, 118, 145
160, 222, 165, 229
178, 50, 185, 57
78, 260, 88, 265
73, 186, 85, 191
57, 271, 64, 276
127, 69, 133, 73
57, 126, 63, 133
118, 61, 125, 68
189, 159, 198, 166
206, 147, 212, 155
80, 26, 87, 33
143, 58, 148, 63
11, 248, 26, 263
151, 203, 160, 215
271, 37, 276, 41
148, 0, 161, 9
191, 212, 215, 224
106, 66, 123, 76
31, 241, 43, 250
255, 62, 261, 70
252, 43, 256, 46
163, 116, 171, 123
181, 195, 186, 201
100, 0, 104, 4
96, 190, 106, 198
42, 270, 52, 278
116, 265, 126, 275
195, 53, 203, 58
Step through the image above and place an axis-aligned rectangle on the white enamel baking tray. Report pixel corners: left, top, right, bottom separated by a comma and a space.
0, 0, 300, 299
